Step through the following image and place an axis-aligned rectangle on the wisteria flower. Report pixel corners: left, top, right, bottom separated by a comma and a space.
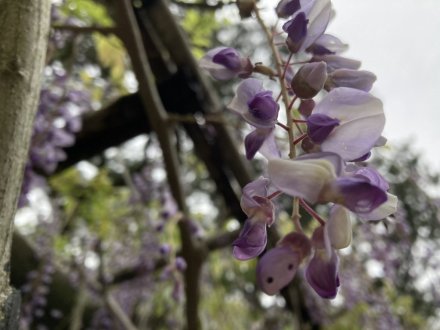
268, 153, 388, 215
283, 0, 332, 53
306, 87, 385, 161
233, 177, 275, 260
228, 78, 280, 159
199, 47, 253, 80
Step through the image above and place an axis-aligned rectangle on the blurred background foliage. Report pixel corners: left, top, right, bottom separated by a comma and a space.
14, 0, 440, 329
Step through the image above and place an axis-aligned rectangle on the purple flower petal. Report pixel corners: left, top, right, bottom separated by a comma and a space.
357, 193, 398, 221
306, 113, 340, 144
332, 176, 387, 214
233, 219, 267, 260
247, 91, 279, 124
326, 69, 377, 92
283, 12, 308, 53
244, 128, 271, 160
276, 0, 301, 18
353, 167, 389, 191
256, 246, 300, 295
306, 249, 340, 299
229, 79, 279, 129
200, 47, 253, 80
212, 47, 242, 71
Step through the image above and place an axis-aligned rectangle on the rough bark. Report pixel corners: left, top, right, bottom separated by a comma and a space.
0, 0, 51, 326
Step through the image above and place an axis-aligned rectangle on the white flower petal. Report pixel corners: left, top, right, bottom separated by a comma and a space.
268, 158, 336, 203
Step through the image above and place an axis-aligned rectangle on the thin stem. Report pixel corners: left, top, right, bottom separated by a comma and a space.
267, 190, 282, 200
276, 121, 289, 131
293, 133, 307, 145
299, 199, 326, 226
292, 198, 302, 232
253, 4, 295, 159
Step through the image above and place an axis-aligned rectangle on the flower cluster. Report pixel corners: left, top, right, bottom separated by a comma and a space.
200, 0, 397, 299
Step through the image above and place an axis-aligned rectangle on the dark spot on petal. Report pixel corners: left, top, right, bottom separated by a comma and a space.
267, 277, 274, 284
288, 264, 293, 270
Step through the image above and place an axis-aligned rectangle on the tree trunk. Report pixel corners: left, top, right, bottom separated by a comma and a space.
0, 0, 51, 327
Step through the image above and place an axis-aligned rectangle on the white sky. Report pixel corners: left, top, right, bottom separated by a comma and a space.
329, 0, 440, 173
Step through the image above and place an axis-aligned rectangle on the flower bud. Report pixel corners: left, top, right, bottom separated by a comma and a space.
291, 62, 327, 99
299, 99, 315, 118
326, 205, 352, 249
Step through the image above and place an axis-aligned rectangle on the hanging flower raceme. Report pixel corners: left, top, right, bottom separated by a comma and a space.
200, 0, 397, 303
228, 78, 280, 159
199, 47, 253, 80
233, 177, 275, 260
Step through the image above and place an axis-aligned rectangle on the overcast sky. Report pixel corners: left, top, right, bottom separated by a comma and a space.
328, 0, 440, 174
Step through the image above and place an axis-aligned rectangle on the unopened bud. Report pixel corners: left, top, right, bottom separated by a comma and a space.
291, 62, 327, 99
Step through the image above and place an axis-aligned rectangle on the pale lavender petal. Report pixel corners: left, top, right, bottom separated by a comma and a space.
228, 78, 264, 117
256, 246, 300, 295
326, 69, 376, 92
268, 158, 337, 203
241, 176, 270, 213
308, 34, 348, 55
300, 0, 332, 51
305, 249, 340, 299
313, 55, 361, 72
233, 219, 267, 260
314, 87, 385, 160
259, 130, 281, 160
306, 113, 340, 144
357, 193, 398, 221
